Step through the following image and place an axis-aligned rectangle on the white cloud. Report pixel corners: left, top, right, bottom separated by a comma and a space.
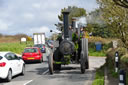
0, 0, 99, 36
29, 26, 50, 36
0, 20, 9, 31
32, 3, 41, 9
23, 13, 35, 20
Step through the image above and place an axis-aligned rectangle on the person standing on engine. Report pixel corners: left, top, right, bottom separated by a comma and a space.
69, 25, 73, 41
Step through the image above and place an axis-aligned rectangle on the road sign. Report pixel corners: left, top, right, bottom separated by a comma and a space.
21, 37, 27, 42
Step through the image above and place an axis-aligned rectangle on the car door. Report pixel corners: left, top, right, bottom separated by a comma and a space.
5, 53, 17, 76
13, 54, 23, 73
11, 53, 22, 74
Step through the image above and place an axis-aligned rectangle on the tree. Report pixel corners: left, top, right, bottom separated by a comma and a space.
86, 9, 113, 38
113, 0, 128, 8
86, 9, 105, 25
58, 6, 86, 23
86, 23, 113, 38
97, 0, 128, 48
56, 6, 87, 31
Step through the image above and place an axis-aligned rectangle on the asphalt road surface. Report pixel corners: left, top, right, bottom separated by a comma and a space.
0, 47, 106, 85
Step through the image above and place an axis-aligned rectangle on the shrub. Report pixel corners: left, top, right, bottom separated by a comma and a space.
27, 36, 32, 41
102, 42, 113, 51
121, 54, 128, 64
116, 47, 127, 57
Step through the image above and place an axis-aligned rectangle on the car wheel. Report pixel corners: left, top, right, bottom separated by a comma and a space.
21, 65, 25, 75
6, 69, 12, 82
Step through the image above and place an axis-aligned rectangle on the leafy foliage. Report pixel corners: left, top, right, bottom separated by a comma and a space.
97, 0, 128, 48
58, 6, 86, 23
56, 6, 86, 31
86, 9, 114, 38
113, 0, 128, 8
86, 23, 113, 38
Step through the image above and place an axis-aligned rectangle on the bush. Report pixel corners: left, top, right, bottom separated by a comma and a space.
27, 36, 32, 41
102, 42, 113, 51
89, 42, 95, 49
117, 47, 127, 57
88, 42, 112, 57
106, 48, 116, 59
88, 37, 112, 44
121, 54, 128, 63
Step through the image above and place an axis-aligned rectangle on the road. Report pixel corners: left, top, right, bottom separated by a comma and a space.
0, 47, 106, 85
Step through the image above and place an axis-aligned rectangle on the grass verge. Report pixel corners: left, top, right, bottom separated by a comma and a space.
89, 48, 106, 57
92, 65, 105, 85
0, 41, 33, 54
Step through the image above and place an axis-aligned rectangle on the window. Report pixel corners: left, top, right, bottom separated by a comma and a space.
0, 56, 3, 60
5, 53, 12, 60
5, 53, 18, 60
34, 44, 43, 48
24, 48, 38, 53
11, 53, 18, 60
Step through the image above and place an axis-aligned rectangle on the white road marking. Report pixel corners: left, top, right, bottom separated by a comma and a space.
2, 80, 33, 85
43, 69, 49, 75
23, 80, 33, 85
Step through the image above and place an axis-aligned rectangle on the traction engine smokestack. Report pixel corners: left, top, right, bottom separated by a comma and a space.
72, 17, 76, 29
62, 11, 70, 39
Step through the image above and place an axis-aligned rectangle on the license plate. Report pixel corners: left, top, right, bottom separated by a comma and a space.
27, 57, 34, 59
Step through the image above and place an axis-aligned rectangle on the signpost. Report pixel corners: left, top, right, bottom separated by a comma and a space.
115, 51, 119, 73
20, 37, 27, 44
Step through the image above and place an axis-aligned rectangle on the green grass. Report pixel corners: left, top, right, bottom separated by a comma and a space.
89, 48, 106, 57
0, 41, 33, 54
92, 79, 104, 85
92, 66, 105, 85
107, 57, 119, 78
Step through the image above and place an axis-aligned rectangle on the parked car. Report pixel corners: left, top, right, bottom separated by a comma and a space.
34, 44, 46, 53
0, 52, 25, 82
22, 47, 43, 63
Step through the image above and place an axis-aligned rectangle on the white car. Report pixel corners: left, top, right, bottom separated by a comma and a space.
0, 52, 25, 82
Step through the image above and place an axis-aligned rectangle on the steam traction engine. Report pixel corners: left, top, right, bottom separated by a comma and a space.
48, 11, 89, 74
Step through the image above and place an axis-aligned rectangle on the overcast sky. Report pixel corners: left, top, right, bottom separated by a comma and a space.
0, 0, 99, 37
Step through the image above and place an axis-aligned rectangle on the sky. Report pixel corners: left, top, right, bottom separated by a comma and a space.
0, 0, 99, 37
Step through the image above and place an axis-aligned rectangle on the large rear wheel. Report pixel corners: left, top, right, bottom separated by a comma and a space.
48, 53, 54, 74
53, 64, 61, 70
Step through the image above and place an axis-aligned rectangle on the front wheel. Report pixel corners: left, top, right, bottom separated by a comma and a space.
21, 65, 25, 75
85, 61, 89, 69
6, 69, 12, 82
80, 53, 85, 74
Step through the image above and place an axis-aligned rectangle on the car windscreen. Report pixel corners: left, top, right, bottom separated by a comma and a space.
34, 44, 43, 48
0, 56, 3, 60
24, 48, 38, 53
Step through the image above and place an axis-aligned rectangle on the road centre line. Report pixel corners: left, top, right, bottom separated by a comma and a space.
24, 80, 33, 85
42, 69, 49, 75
